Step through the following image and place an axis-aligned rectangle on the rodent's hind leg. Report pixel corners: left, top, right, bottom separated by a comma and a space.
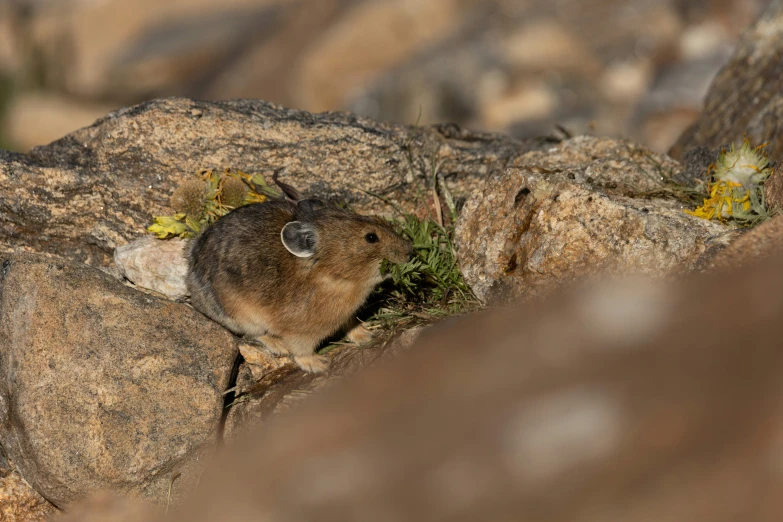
292, 353, 330, 374
256, 334, 291, 357
287, 336, 330, 374
345, 320, 374, 345
256, 334, 328, 373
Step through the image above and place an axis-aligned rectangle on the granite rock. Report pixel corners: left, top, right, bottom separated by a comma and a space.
0, 254, 237, 507
0, 97, 536, 268
455, 136, 732, 303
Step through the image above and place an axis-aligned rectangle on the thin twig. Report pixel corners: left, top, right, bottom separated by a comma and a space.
166, 472, 181, 515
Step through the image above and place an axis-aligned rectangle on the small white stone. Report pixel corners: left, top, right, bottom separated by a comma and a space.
114, 236, 189, 300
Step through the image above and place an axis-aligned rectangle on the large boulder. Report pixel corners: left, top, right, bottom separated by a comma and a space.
671, 0, 783, 160
0, 97, 534, 268
0, 466, 56, 521
455, 136, 733, 303
0, 254, 237, 507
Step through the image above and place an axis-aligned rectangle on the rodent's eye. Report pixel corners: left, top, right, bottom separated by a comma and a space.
365, 232, 379, 243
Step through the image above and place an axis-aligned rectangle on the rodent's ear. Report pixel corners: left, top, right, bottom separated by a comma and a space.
280, 221, 318, 258
296, 199, 326, 215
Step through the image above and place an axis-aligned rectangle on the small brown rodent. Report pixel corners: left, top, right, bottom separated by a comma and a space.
186, 198, 412, 373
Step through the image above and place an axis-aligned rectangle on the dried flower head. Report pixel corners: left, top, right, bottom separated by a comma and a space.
151, 168, 273, 239
220, 176, 249, 209
170, 179, 208, 220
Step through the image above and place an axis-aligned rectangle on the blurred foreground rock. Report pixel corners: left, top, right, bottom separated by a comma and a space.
61, 251, 783, 522
47, 492, 157, 522
671, 0, 783, 160
224, 327, 423, 439
0, 254, 237, 507
455, 136, 732, 303
702, 214, 783, 272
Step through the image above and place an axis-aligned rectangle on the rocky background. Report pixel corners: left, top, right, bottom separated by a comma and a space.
0, 0, 769, 153
1, 0, 783, 520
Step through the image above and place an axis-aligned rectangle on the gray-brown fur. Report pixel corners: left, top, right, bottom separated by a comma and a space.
187, 199, 411, 373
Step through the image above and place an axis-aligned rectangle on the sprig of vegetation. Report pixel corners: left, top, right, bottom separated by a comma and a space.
369, 212, 478, 327
361, 123, 478, 327
148, 168, 282, 238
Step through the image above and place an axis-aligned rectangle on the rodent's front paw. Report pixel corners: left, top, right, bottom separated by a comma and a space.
293, 354, 330, 374
346, 324, 374, 345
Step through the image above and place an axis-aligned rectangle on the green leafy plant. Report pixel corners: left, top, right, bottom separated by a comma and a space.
362, 120, 478, 327
369, 212, 478, 328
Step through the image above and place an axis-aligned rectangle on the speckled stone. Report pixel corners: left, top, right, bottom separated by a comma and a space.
455, 136, 733, 303
0, 254, 237, 507
0, 467, 57, 522
114, 236, 189, 300
0, 97, 537, 268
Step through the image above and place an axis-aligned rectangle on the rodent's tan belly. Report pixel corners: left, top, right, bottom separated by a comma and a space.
218, 291, 276, 337
217, 275, 372, 340
304, 274, 373, 330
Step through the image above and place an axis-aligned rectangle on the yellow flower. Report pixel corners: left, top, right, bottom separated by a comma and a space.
685, 139, 771, 223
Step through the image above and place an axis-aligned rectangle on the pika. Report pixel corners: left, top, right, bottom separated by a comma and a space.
186, 198, 412, 373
